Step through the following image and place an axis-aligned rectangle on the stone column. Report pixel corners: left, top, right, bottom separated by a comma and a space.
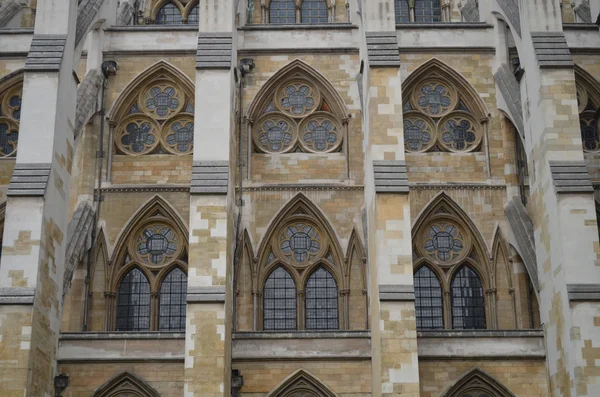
518, 1, 600, 396
361, 2, 420, 397
0, 1, 79, 396
184, 1, 236, 397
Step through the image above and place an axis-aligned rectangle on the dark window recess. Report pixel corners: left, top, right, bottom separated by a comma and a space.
301, 0, 328, 24
305, 266, 339, 330
264, 267, 297, 330
451, 265, 486, 329
414, 266, 444, 329
155, 3, 182, 25
414, 0, 441, 22
395, 0, 410, 23
270, 0, 296, 24
188, 5, 199, 23
159, 268, 188, 331
116, 268, 151, 331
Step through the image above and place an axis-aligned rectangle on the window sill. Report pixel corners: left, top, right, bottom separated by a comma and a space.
60, 331, 185, 340
241, 23, 357, 31
417, 329, 543, 338
396, 22, 493, 29
563, 23, 599, 30
233, 330, 370, 339
105, 25, 199, 32
0, 28, 34, 34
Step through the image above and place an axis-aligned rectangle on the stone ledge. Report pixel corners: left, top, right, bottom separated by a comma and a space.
417, 330, 543, 338
0, 287, 35, 305
0, 27, 33, 34
60, 332, 185, 340
240, 23, 356, 31
396, 22, 492, 29
105, 25, 199, 31
567, 284, 600, 301
379, 284, 415, 301
233, 331, 370, 339
187, 285, 226, 303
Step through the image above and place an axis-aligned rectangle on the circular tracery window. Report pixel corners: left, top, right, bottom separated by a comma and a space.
278, 81, 318, 117
403, 113, 435, 152
119, 116, 160, 154
280, 223, 321, 263
136, 224, 178, 265
254, 115, 295, 153
163, 116, 194, 154
423, 222, 465, 262
439, 113, 480, 152
142, 84, 183, 119
299, 113, 342, 153
412, 80, 457, 117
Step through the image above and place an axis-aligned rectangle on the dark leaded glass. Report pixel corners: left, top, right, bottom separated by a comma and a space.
9, 95, 21, 120
451, 265, 486, 329
137, 226, 177, 264
305, 267, 338, 330
145, 86, 179, 118
301, 0, 328, 24
395, 0, 410, 23
188, 5, 199, 23
159, 268, 187, 331
116, 268, 151, 331
303, 119, 337, 151
441, 119, 476, 151
155, 2, 183, 25
264, 267, 297, 330
580, 112, 599, 152
270, 0, 296, 24
121, 122, 155, 153
414, 0, 441, 22
167, 121, 194, 153
414, 266, 443, 329
0, 122, 17, 156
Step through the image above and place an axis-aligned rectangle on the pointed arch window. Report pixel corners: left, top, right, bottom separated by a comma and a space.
575, 77, 600, 153
155, 2, 182, 24
305, 266, 338, 330
270, 0, 296, 24
414, 266, 444, 329
264, 267, 297, 331
395, 0, 443, 23
0, 78, 22, 158
159, 268, 187, 331
395, 0, 410, 23
116, 268, 151, 331
451, 265, 486, 329
301, 0, 328, 24
110, 200, 188, 332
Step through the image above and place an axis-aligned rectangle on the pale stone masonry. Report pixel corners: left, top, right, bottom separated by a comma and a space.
1, 1, 600, 397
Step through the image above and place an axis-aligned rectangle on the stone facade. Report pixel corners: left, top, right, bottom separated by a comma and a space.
1, 0, 600, 397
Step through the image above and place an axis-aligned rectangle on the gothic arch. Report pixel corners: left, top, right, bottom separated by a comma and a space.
345, 227, 368, 329
246, 59, 350, 122
0, 69, 23, 158
107, 60, 194, 123
440, 368, 517, 397
267, 369, 339, 397
575, 65, 600, 106
92, 372, 161, 397
402, 58, 489, 122
235, 229, 257, 330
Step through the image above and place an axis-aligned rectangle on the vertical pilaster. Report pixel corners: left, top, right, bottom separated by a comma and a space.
185, 1, 236, 397
0, 1, 78, 396
361, 2, 420, 396
519, 1, 600, 396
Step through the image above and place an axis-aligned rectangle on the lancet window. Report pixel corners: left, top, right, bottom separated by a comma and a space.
576, 81, 600, 153
110, 201, 188, 332
395, 0, 442, 23
0, 79, 22, 158
267, 0, 332, 24
153, 0, 199, 24
111, 64, 195, 156
413, 196, 489, 330
402, 60, 490, 154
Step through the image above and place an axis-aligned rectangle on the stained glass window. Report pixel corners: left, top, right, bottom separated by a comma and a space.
404, 116, 434, 152
264, 267, 297, 330
414, 0, 441, 23
137, 224, 178, 265
580, 111, 599, 152
0, 122, 18, 157
165, 119, 194, 154
414, 266, 444, 329
305, 267, 338, 330
116, 268, 151, 331
0, 85, 22, 158
270, 0, 296, 24
155, 2, 183, 25
301, 117, 339, 152
121, 121, 157, 154
145, 86, 180, 118
451, 265, 486, 329
256, 117, 294, 153
280, 83, 317, 116
395, 0, 410, 23
423, 222, 464, 262
188, 4, 199, 24
159, 268, 187, 331
301, 0, 328, 24
440, 116, 478, 151
280, 224, 321, 262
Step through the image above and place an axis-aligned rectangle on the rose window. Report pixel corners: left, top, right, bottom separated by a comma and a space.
280, 83, 316, 116
415, 82, 454, 116
137, 224, 178, 265
301, 116, 339, 152
424, 223, 464, 262
256, 116, 294, 153
120, 119, 158, 154
0, 120, 18, 156
280, 224, 321, 262
144, 86, 180, 118
440, 116, 479, 151
404, 116, 434, 152
164, 118, 194, 154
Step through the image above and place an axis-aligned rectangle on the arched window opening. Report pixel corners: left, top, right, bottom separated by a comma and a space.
414, 266, 443, 329
110, 62, 195, 156
414, 0, 442, 22
188, 4, 200, 23
159, 268, 187, 331
116, 268, 151, 331
301, 0, 328, 24
576, 80, 600, 153
305, 266, 338, 330
451, 265, 486, 329
0, 79, 22, 158
395, 0, 410, 23
270, 0, 296, 24
155, 2, 183, 24
264, 267, 297, 331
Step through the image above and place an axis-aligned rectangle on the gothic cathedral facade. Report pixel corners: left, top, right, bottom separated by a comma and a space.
0, 1, 600, 397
